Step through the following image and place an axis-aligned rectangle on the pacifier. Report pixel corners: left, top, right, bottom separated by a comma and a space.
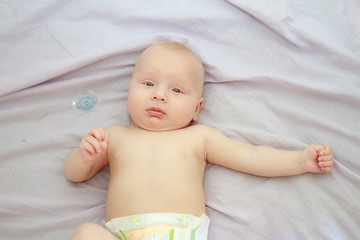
72, 91, 101, 114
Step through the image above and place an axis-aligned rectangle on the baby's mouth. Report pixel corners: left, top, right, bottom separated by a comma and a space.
147, 107, 165, 118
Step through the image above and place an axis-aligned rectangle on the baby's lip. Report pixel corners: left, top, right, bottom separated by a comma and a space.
147, 107, 165, 118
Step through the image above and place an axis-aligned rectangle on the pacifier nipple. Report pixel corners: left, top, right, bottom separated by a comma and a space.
72, 91, 101, 114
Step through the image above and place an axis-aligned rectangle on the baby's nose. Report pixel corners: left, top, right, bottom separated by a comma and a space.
152, 91, 167, 102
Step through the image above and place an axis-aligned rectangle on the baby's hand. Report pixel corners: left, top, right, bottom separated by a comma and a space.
79, 128, 107, 163
301, 144, 334, 173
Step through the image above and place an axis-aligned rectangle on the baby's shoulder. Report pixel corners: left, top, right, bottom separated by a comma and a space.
187, 124, 224, 138
104, 125, 131, 138
188, 124, 213, 132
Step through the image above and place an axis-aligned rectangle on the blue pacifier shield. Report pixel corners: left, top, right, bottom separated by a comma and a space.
78, 95, 95, 110
72, 91, 101, 113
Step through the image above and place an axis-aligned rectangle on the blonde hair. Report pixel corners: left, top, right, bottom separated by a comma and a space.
137, 41, 202, 66
155, 41, 193, 52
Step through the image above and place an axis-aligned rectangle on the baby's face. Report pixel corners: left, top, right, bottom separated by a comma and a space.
127, 45, 204, 131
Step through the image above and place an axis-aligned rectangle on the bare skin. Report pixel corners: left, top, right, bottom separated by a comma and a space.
66, 125, 334, 221
64, 42, 334, 239
67, 124, 334, 219
106, 125, 207, 219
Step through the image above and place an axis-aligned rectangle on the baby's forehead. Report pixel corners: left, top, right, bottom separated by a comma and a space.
141, 43, 202, 64
137, 46, 202, 72
134, 43, 204, 91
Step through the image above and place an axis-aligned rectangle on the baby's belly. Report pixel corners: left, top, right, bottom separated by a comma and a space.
105, 174, 205, 221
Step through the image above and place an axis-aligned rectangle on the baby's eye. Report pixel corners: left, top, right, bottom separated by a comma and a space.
172, 88, 182, 93
145, 82, 154, 87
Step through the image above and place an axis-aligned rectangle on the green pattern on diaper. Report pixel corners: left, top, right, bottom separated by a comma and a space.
169, 229, 174, 240
129, 215, 143, 227
117, 225, 200, 240
118, 229, 127, 240
176, 214, 189, 225
109, 213, 206, 240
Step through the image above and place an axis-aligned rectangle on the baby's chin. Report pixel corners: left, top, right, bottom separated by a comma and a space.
131, 122, 190, 132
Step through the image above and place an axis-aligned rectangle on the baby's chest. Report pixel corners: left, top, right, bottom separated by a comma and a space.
131, 141, 200, 162
110, 134, 205, 167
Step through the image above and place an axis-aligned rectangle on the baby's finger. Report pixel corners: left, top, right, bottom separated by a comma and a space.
319, 159, 334, 167
321, 166, 332, 173
319, 153, 333, 161
319, 158, 334, 174
318, 146, 332, 160
89, 128, 105, 141
99, 128, 106, 141
320, 145, 332, 156
80, 140, 96, 155
84, 135, 102, 153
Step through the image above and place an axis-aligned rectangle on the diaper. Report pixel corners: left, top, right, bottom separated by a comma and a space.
105, 213, 210, 240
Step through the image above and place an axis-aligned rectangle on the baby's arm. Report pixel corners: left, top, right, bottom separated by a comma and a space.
204, 127, 334, 177
64, 128, 108, 182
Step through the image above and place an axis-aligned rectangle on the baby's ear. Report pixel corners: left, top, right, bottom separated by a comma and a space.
192, 97, 204, 121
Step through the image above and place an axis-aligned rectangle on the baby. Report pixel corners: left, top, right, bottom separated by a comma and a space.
64, 42, 334, 240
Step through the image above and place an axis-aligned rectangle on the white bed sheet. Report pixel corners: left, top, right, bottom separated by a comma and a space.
1, 1, 359, 239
